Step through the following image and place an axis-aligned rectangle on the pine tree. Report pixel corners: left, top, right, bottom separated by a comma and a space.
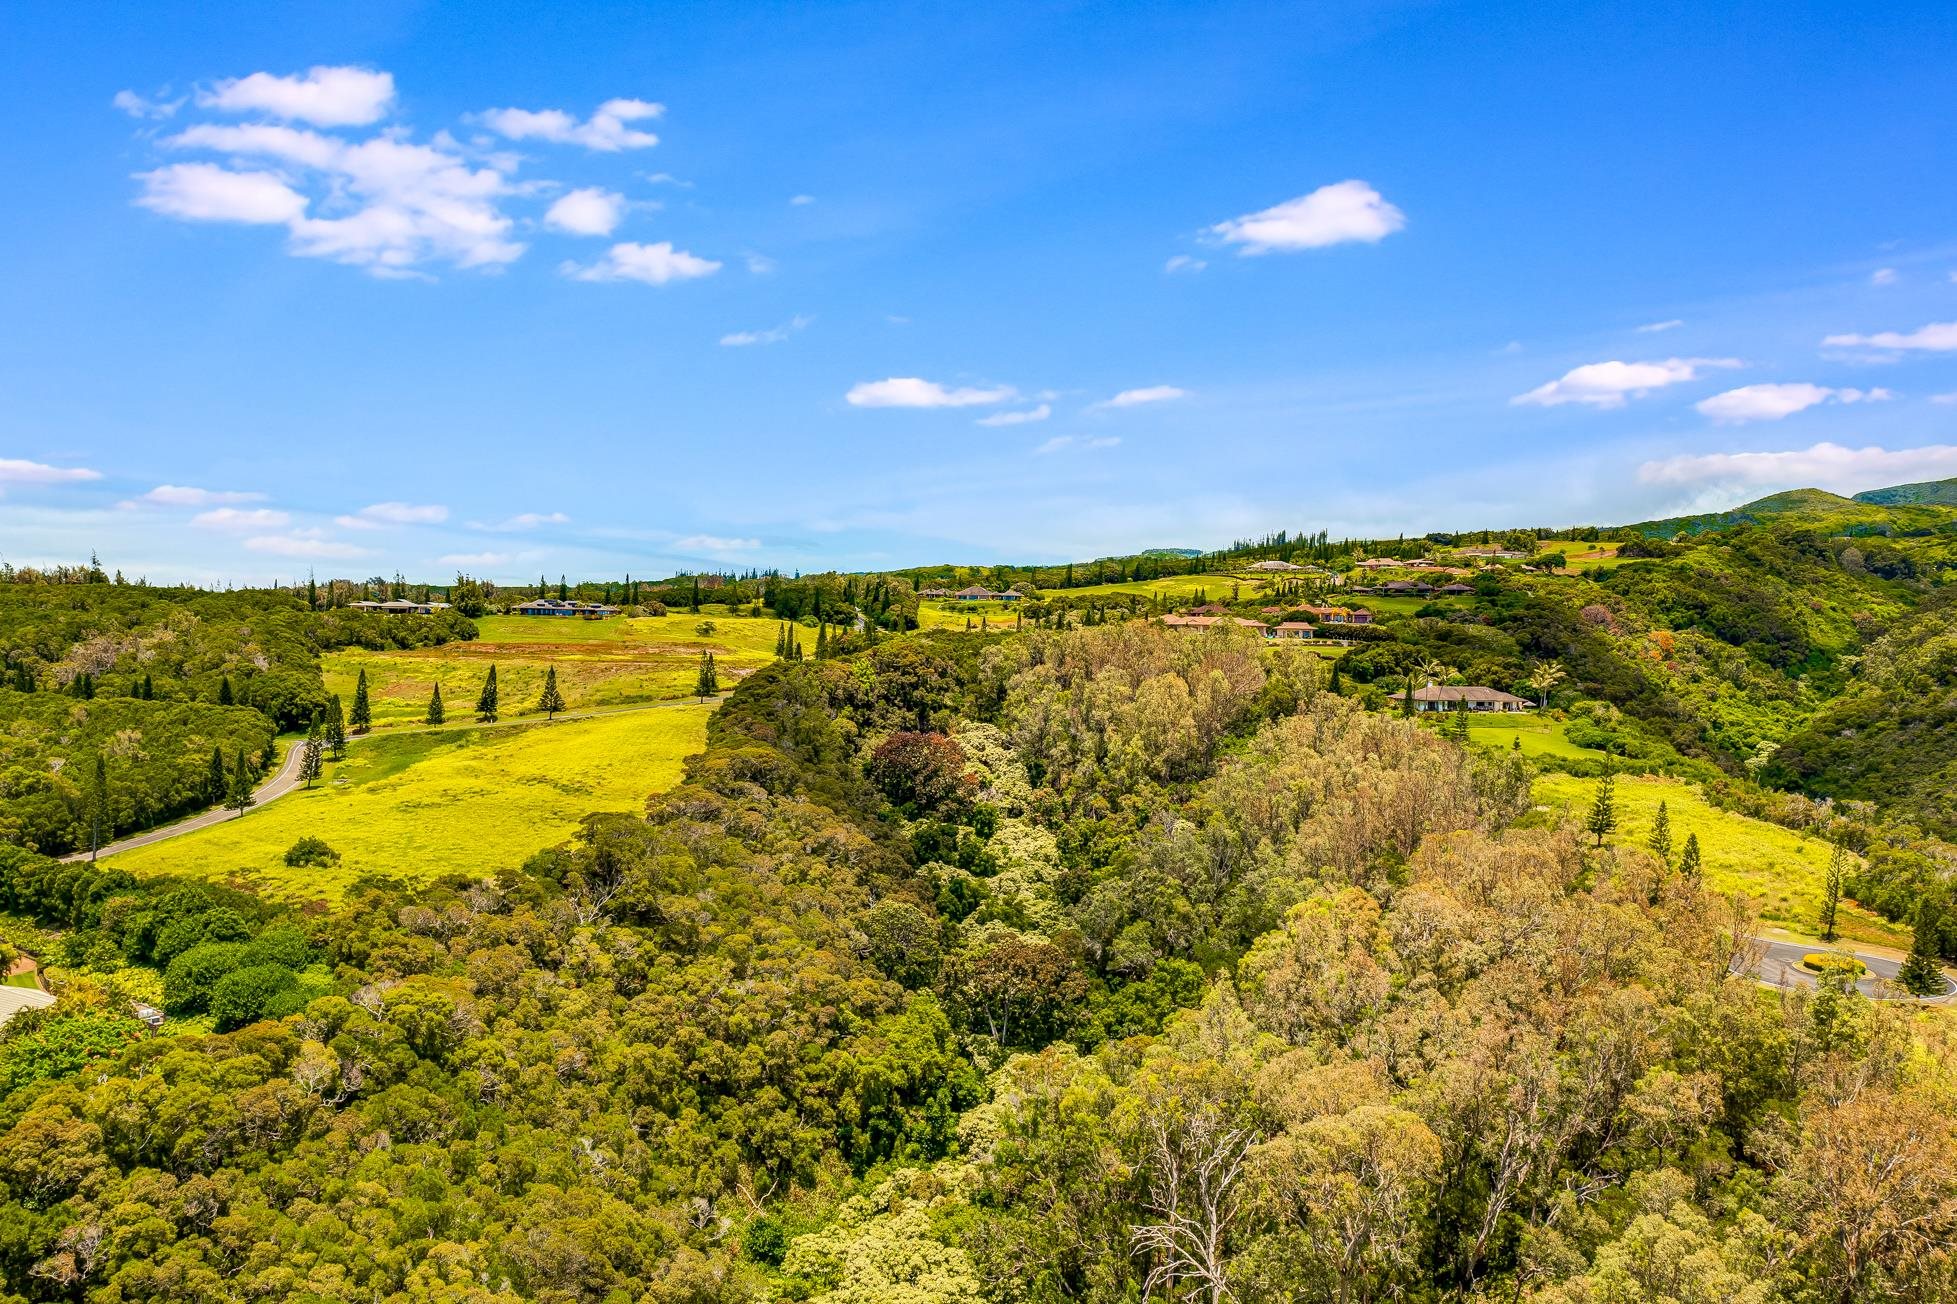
141, 672, 155, 700
1820, 842, 1847, 942
816, 622, 829, 659
1330, 660, 1342, 694
307, 570, 318, 609
208, 745, 228, 805
325, 695, 348, 759
476, 667, 499, 723
559, 575, 569, 600
775, 623, 786, 658
1446, 705, 1469, 742
690, 576, 701, 613
426, 683, 445, 725
218, 675, 234, 706
1401, 679, 1414, 717
1897, 896, 1948, 997
1586, 773, 1617, 846
228, 746, 255, 817
89, 753, 109, 861
1648, 800, 1673, 867
695, 651, 719, 701
1679, 832, 1702, 883
350, 668, 373, 735
301, 720, 324, 789
538, 666, 566, 719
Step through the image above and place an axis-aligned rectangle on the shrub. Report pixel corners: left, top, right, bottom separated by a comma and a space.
1800, 952, 1865, 978
162, 941, 249, 1013
284, 836, 341, 868
209, 964, 298, 1030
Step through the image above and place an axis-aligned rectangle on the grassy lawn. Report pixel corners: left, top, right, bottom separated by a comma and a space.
110, 703, 713, 903
324, 612, 779, 730
1357, 595, 1470, 617
1532, 772, 1906, 947
1538, 540, 1627, 572
1463, 713, 1607, 761
916, 601, 1028, 631
2, 971, 40, 990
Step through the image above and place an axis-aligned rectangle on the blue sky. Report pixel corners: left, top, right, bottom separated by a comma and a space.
3, 0, 1956, 583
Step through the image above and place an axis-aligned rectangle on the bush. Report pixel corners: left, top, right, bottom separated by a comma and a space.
284, 836, 341, 868
1800, 952, 1865, 978
209, 964, 298, 1030
162, 941, 249, 1013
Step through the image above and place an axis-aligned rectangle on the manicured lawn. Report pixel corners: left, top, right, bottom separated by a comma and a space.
1532, 772, 1906, 948
324, 612, 779, 729
1463, 714, 1607, 761
110, 702, 713, 903
916, 601, 1029, 631
2, 971, 40, 990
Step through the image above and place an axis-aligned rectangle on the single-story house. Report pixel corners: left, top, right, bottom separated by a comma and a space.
0, 984, 55, 1031
920, 587, 952, 598
515, 599, 621, 618
1273, 621, 1316, 639
349, 599, 452, 615
1437, 582, 1475, 596
1410, 683, 1531, 713
1380, 580, 1433, 596
952, 585, 1023, 602
1299, 604, 1372, 625
1246, 559, 1304, 572
1161, 615, 1269, 634
1461, 546, 1529, 559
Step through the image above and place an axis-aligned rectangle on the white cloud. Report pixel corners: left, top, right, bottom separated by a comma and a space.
478, 98, 663, 151
138, 484, 266, 506
1822, 321, 1957, 352
1638, 441, 1957, 492
720, 315, 812, 347
672, 534, 760, 554
475, 511, 570, 531
643, 172, 691, 187
1871, 267, 1898, 286
113, 89, 181, 120
1512, 357, 1741, 409
789, 194, 815, 206
1696, 383, 1893, 423
155, 122, 524, 272
977, 404, 1052, 427
200, 66, 395, 127
1164, 254, 1207, 274
544, 187, 626, 236
1096, 385, 1189, 409
136, 162, 307, 224
1209, 180, 1405, 254
1932, 392, 1957, 405
244, 532, 372, 559
1035, 435, 1122, 455
846, 378, 1016, 408
1636, 319, 1684, 333
440, 551, 513, 566
745, 252, 777, 275
0, 459, 101, 485
566, 241, 721, 285
192, 506, 290, 529
340, 501, 449, 527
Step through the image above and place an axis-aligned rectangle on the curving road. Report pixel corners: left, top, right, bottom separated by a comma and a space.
58, 695, 725, 865
1741, 936, 1955, 1002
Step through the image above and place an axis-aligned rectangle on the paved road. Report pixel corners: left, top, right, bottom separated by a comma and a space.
1742, 936, 1955, 1002
59, 695, 725, 865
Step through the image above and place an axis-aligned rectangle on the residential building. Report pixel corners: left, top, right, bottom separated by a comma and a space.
514, 599, 621, 618
1410, 683, 1531, 713
1160, 615, 1269, 633
1272, 621, 1316, 639
952, 585, 1023, 602
0, 985, 54, 1030
1246, 559, 1304, 572
348, 598, 453, 615
1298, 604, 1372, 624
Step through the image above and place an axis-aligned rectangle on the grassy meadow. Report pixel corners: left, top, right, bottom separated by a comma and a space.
1532, 772, 1905, 948
109, 703, 713, 903
1463, 713, 1608, 761
323, 611, 777, 729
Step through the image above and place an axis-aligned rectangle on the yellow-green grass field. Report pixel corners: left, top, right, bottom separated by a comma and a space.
1463, 713, 1608, 761
110, 703, 712, 903
1538, 540, 1627, 572
324, 613, 779, 729
916, 601, 1030, 631
1532, 772, 1905, 948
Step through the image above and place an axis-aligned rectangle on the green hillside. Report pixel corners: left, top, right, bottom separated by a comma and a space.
1855, 476, 1957, 506
1620, 482, 1957, 539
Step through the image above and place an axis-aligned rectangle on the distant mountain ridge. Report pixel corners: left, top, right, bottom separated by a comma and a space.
1620, 478, 1957, 538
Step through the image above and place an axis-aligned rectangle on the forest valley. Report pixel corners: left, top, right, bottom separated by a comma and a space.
2, 495, 1957, 1303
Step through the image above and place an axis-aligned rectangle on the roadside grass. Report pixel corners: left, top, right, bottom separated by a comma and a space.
324, 613, 777, 729
1463, 713, 1607, 761
1532, 772, 1906, 948
109, 703, 713, 904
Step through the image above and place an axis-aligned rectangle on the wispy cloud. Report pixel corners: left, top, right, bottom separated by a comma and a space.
977, 404, 1052, 427
137, 484, 265, 507
1035, 435, 1121, 455
1639, 441, 1957, 491
338, 501, 449, 528
473, 511, 570, 531
1635, 319, 1684, 333
477, 98, 663, 151
789, 194, 815, 206
0, 458, 103, 486
1209, 180, 1404, 254
245, 531, 373, 559
720, 315, 812, 347
1695, 383, 1892, 423
565, 241, 721, 285
672, 533, 761, 554
192, 506, 290, 529
1512, 357, 1740, 409
113, 88, 183, 121
439, 551, 514, 567
846, 377, 1017, 408
200, 66, 395, 127
1822, 321, 1957, 352
1871, 267, 1898, 286
1094, 385, 1189, 409
1164, 254, 1206, 274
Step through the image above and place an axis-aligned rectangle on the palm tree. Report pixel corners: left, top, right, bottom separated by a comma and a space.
1526, 660, 1566, 708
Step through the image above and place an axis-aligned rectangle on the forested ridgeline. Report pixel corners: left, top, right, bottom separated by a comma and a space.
0, 625, 1951, 1302
0, 584, 476, 854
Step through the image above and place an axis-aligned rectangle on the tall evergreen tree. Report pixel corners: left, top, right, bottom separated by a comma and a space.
816, 622, 829, 659
300, 720, 324, 789
1446, 704, 1469, 742
538, 666, 566, 719
218, 675, 234, 706
1648, 800, 1673, 867
1679, 832, 1702, 883
558, 574, 569, 600
690, 576, 702, 613
325, 695, 348, 759
1820, 842, 1847, 942
228, 746, 255, 817
208, 745, 228, 804
476, 667, 500, 723
695, 652, 719, 701
350, 668, 373, 735
1898, 896, 1948, 997
1586, 773, 1617, 846
426, 682, 445, 725
89, 753, 109, 862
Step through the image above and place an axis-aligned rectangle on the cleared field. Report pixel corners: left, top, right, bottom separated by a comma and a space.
1532, 772, 1905, 948
1463, 714, 1607, 761
109, 703, 712, 903
1538, 540, 1626, 572
324, 613, 778, 729
916, 601, 1028, 631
